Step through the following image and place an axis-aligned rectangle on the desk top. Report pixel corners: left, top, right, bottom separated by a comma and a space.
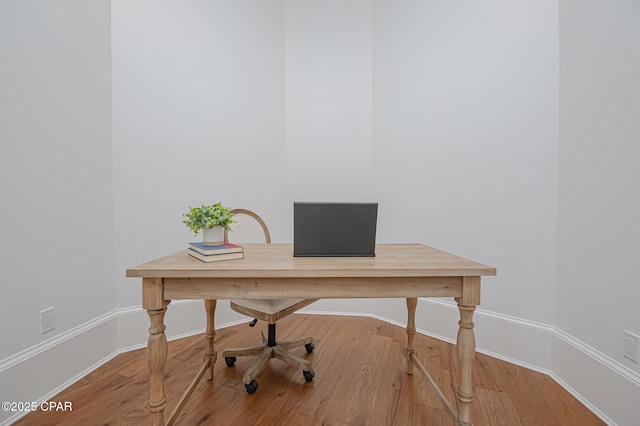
126, 243, 496, 279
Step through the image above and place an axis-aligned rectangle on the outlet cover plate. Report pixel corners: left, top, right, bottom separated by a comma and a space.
624, 330, 639, 363
41, 307, 55, 334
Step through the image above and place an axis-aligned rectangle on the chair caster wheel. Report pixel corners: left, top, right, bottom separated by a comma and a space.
305, 343, 315, 354
225, 357, 236, 367
303, 369, 315, 382
245, 380, 258, 394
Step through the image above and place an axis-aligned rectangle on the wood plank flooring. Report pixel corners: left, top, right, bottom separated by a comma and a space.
14, 314, 605, 426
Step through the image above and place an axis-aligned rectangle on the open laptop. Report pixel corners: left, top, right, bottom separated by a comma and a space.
293, 202, 378, 257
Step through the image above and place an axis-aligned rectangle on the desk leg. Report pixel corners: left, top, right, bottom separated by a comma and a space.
147, 301, 169, 426
204, 299, 217, 380
405, 297, 417, 375
455, 276, 480, 426
456, 303, 476, 425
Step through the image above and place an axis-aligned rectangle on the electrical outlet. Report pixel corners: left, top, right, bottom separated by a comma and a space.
624, 330, 639, 363
41, 307, 55, 334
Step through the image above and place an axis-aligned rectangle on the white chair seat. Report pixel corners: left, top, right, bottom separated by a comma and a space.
230, 298, 317, 323
232, 298, 305, 314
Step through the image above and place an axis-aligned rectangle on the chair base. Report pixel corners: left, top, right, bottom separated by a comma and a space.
223, 329, 314, 388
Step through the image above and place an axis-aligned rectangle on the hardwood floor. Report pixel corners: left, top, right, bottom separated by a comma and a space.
14, 314, 605, 426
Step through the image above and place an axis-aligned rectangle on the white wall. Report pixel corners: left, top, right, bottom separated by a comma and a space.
113, 0, 556, 325
0, 0, 114, 418
285, 0, 375, 205
112, 0, 288, 309
558, 1, 640, 423
559, 0, 640, 372
112, 0, 559, 328
371, 0, 559, 324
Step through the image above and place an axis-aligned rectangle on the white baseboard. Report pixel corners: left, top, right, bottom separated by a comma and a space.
2, 298, 639, 426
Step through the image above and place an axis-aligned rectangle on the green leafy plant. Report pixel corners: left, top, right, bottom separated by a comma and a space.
183, 202, 235, 235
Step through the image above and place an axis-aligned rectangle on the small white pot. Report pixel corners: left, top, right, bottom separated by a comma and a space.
202, 226, 225, 246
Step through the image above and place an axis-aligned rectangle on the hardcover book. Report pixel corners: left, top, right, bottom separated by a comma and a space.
187, 249, 244, 263
188, 242, 243, 255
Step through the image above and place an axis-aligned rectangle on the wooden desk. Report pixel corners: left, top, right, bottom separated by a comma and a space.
127, 243, 496, 425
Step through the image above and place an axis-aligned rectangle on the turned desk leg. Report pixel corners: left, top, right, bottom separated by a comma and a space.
147, 301, 169, 426
204, 299, 217, 380
405, 297, 417, 375
455, 276, 480, 426
456, 303, 476, 425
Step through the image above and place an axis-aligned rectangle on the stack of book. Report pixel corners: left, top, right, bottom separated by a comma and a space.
187, 242, 244, 262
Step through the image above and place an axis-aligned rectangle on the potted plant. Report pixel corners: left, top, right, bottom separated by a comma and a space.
183, 202, 235, 246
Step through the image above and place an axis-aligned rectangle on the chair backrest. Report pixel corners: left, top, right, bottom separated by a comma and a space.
224, 208, 271, 244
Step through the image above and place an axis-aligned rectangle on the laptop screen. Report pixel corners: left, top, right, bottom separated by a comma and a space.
293, 202, 378, 257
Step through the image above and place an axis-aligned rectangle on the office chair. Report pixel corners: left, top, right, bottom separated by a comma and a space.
222, 208, 317, 394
